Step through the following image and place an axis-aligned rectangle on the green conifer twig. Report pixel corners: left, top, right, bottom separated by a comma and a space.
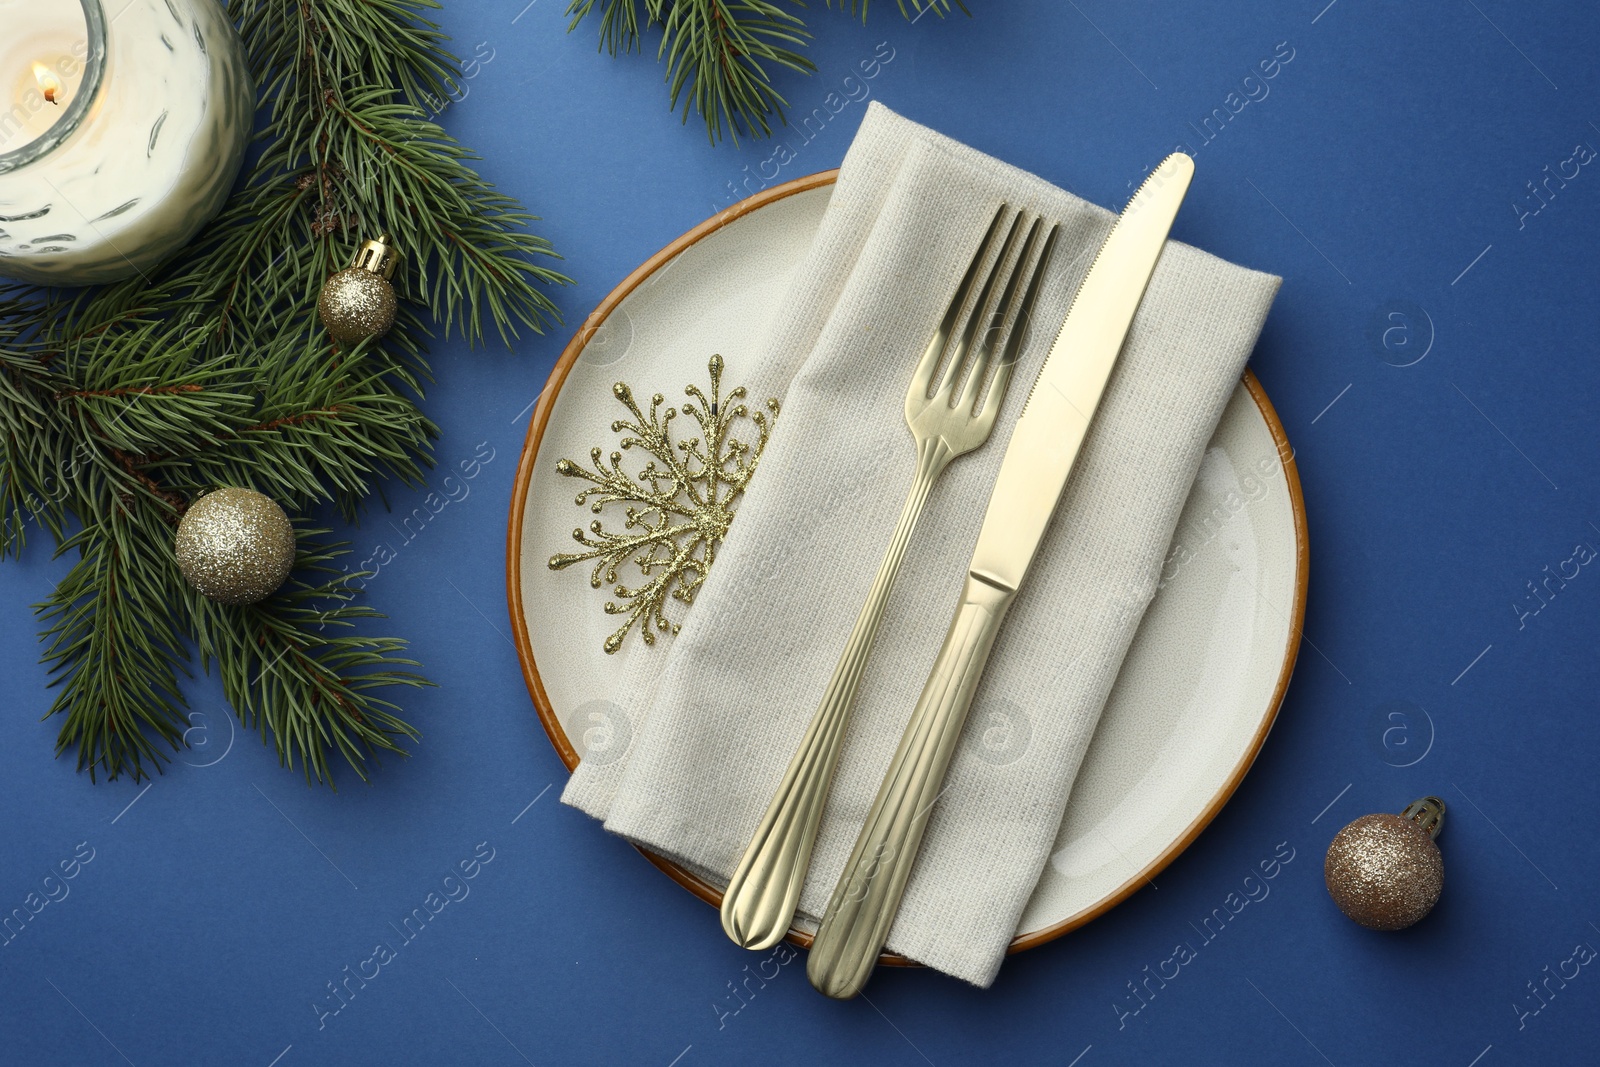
0, 0, 570, 786
567, 0, 966, 145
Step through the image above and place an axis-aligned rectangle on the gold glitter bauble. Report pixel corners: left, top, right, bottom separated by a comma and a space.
174, 487, 296, 605
318, 234, 399, 346
1325, 797, 1445, 931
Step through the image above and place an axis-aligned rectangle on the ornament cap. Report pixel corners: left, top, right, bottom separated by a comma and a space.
351, 234, 400, 280
1401, 796, 1446, 839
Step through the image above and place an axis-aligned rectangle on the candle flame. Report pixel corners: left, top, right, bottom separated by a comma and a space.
33, 63, 61, 105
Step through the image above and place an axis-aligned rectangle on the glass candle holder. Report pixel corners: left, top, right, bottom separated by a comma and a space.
0, 0, 253, 287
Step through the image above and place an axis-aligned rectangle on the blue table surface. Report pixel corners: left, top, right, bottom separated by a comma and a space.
4, 2, 1599, 1064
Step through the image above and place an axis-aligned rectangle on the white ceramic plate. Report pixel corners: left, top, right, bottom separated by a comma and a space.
507, 173, 1308, 957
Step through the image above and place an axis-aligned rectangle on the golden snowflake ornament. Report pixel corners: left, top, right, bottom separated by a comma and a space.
549, 354, 778, 654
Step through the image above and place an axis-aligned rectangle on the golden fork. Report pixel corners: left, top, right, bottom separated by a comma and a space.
719, 205, 1061, 952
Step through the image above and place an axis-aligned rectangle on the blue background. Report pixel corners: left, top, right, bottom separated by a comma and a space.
3, 1, 1598, 1064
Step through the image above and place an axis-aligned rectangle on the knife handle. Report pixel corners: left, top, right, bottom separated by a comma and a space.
807, 572, 1016, 999
721, 443, 949, 952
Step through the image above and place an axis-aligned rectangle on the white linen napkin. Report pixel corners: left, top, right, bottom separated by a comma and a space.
562, 102, 1281, 987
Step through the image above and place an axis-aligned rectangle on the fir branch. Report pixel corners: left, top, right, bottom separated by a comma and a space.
657, 1, 814, 144
0, 347, 73, 556
569, 0, 814, 145
237, 0, 570, 346
569, 0, 970, 144
39, 498, 192, 782
178, 333, 438, 516
567, 0, 645, 55
53, 359, 258, 458
0, 0, 569, 786
188, 532, 429, 787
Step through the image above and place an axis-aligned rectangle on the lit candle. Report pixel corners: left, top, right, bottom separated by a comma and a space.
0, 0, 253, 287
0, 4, 89, 155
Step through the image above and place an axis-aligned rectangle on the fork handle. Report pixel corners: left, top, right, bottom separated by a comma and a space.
720, 441, 951, 952
806, 572, 1016, 999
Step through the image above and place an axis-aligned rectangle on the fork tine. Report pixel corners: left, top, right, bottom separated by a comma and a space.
977, 222, 1061, 419
909, 205, 1010, 400
959, 216, 1043, 412
935, 210, 1025, 403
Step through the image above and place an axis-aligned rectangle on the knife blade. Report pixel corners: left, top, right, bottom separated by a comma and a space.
806, 153, 1195, 1000
970, 150, 1195, 592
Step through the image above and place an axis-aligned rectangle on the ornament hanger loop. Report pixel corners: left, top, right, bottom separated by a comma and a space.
1401, 796, 1446, 839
